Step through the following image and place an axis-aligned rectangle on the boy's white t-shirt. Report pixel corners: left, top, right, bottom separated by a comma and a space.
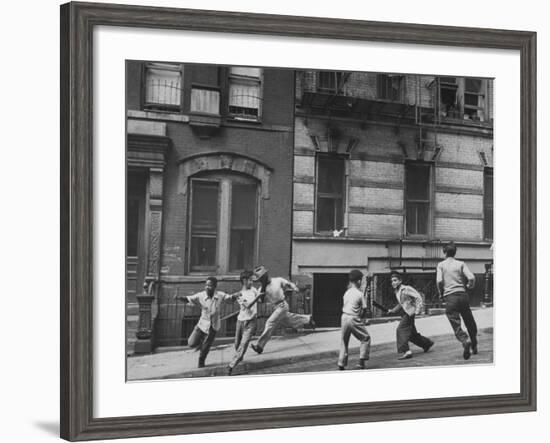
237, 287, 259, 321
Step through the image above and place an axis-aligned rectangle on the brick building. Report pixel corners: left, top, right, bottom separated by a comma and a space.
291, 71, 494, 326
126, 62, 295, 353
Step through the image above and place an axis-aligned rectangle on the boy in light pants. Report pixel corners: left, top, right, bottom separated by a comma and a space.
227, 270, 259, 375
338, 269, 371, 370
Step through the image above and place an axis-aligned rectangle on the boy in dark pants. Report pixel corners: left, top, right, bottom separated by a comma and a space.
174, 277, 235, 368
437, 241, 478, 360
387, 272, 434, 360
227, 270, 259, 375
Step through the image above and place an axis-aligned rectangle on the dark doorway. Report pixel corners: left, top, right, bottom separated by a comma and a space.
313, 273, 349, 327
126, 170, 148, 354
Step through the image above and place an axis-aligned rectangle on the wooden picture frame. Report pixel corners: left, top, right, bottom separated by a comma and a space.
60, 1, 536, 440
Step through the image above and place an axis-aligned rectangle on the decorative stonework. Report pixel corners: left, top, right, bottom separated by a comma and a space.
147, 211, 162, 276
178, 152, 273, 199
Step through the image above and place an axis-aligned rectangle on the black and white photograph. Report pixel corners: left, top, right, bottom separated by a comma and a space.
126, 62, 494, 380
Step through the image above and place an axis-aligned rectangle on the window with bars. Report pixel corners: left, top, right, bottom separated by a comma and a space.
377, 74, 404, 101
405, 162, 431, 236
316, 155, 345, 233
317, 71, 345, 94
189, 174, 258, 273
484, 168, 493, 240
143, 63, 183, 111
228, 67, 262, 120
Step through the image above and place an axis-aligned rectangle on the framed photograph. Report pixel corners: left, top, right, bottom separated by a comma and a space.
60, 1, 536, 441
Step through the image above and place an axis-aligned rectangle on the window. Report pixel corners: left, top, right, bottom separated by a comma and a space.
228, 67, 262, 120
377, 74, 404, 101
190, 181, 219, 272
316, 155, 345, 232
437, 77, 487, 121
317, 71, 345, 94
143, 63, 183, 111
438, 77, 459, 118
464, 78, 486, 121
189, 174, 258, 273
484, 168, 493, 240
405, 162, 431, 236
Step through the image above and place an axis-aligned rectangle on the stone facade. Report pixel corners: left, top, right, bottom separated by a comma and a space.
291, 71, 494, 326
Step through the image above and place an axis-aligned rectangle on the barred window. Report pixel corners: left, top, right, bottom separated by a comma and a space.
143, 63, 183, 111
228, 67, 262, 121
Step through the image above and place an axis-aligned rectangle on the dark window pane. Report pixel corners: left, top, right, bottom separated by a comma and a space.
464, 93, 479, 106
191, 181, 219, 270
318, 71, 344, 93
191, 182, 219, 234
229, 183, 257, 270
406, 164, 430, 200
465, 78, 483, 92
127, 197, 139, 257
231, 184, 256, 228
440, 87, 457, 108
318, 157, 344, 194
406, 202, 429, 235
229, 230, 255, 271
484, 208, 493, 240
190, 237, 217, 269
440, 76, 457, 84
378, 74, 402, 100
317, 197, 343, 231
484, 169, 493, 240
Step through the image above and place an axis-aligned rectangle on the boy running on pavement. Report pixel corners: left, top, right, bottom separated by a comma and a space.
250, 265, 315, 355
436, 241, 478, 360
227, 270, 259, 375
338, 269, 371, 370
387, 271, 434, 360
174, 277, 236, 368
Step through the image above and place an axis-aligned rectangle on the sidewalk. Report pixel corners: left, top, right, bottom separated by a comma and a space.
127, 307, 493, 381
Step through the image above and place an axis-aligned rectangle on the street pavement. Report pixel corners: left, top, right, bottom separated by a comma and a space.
127, 307, 493, 381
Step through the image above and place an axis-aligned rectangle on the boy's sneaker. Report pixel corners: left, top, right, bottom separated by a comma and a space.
251, 344, 263, 354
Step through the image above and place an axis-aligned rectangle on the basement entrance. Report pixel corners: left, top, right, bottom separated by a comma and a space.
313, 273, 349, 327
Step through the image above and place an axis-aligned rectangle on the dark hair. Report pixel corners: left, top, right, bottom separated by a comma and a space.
390, 271, 403, 281
348, 269, 364, 283
240, 270, 253, 283
206, 276, 218, 287
443, 241, 457, 257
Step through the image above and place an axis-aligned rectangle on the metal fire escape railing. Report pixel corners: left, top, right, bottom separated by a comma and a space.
387, 238, 444, 271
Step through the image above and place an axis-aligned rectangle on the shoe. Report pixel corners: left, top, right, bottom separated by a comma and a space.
309, 317, 316, 330
251, 344, 263, 354
338, 365, 345, 371
423, 340, 434, 353
354, 359, 367, 369
463, 341, 472, 360
198, 358, 205, 368
227, 366, 233, 376
398, 351, 413, 360
472, 345, 478, 355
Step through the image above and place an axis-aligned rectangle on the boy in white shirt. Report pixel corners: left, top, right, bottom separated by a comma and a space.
338, 269, 371, 370
227, 270, 259, 375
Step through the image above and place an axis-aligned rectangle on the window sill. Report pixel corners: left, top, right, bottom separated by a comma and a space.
226, 115, 262, 124
127, 109, 189, 123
